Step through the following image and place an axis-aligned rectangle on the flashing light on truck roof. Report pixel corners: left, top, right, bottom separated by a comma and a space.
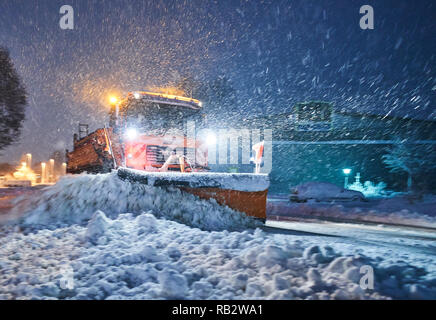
127, 91, 202, 108
109, 95, 119, 105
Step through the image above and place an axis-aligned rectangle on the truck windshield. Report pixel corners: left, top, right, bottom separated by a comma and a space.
119, 99, 200, 135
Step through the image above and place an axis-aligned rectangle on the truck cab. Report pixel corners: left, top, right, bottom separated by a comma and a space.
67, 91, 208, 174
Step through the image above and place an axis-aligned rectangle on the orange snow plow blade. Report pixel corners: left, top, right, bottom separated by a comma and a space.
182, 188, 268, 219
117, 168, 269, 219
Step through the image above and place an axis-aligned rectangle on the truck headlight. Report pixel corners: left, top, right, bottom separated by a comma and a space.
206, 133, 216, 145
125, 128, 138, 140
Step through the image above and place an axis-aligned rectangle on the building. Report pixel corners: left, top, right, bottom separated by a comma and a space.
209, 102, 436, 194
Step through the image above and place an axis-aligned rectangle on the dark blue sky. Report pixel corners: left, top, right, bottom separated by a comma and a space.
0, 0, 435, 163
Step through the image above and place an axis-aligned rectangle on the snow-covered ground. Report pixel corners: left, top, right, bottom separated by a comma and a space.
269, 194, 436, 229
0, 172, 435, 300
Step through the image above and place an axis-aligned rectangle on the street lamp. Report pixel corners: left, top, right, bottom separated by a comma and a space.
343, 168, 351, 188
49, 159, 55, 183
26, 153, 32, 169
41, 162, 46, 184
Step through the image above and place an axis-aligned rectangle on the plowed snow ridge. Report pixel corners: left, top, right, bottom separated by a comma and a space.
14, 172, 260, 231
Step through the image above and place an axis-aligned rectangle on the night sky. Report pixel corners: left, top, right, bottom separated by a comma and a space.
0, 0, 435, 163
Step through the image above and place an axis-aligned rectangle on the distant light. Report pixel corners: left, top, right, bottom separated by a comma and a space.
109, 96, 119, 105
343, 168, 351, 175
206, 133, 216, 145
125, 128, 138, 140
198, 101, 203, 107
133, 93, 141, 99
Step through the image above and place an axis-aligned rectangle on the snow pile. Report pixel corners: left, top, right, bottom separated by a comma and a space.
270, 194, 436, 229
271, 203, 436, 229
12, 172, 260, 231
85, 210, 112, 245
0, 224, 82, 300
347, 181, 388, 198
3, 173, 435, 300
0, 211, 435, 300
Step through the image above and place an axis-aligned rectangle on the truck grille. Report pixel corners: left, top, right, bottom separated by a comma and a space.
146, 146, 166, 164
146, 145, 196, 165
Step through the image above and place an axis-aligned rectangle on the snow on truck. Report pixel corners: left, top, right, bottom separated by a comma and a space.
66, 91, 269, 219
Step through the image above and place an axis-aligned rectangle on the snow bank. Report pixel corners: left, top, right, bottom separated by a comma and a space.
282, 204, 436, 229
269, 196, 436, 229
1, 211, 435, 300
12, 172, 260, 231
347, 181, 388, 198
3, 173, 435, 300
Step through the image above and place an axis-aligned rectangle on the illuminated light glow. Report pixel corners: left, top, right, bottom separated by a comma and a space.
342, 168, 352, 188
26, 153, 32, 169
41, 162, 46, 184
127, 153, 133, 159
133, 92, 141, 99
109, 95, 119, 105
11, 160, 37, 185
125, 128, 138, 140
206, 133, 217, 145
343, 168, 352, 175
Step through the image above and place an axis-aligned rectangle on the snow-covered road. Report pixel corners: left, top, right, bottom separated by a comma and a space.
265, 218, 436, 274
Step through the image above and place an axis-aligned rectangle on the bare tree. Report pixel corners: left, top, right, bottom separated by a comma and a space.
0, 47, 27, 151
382, 142, 436, 191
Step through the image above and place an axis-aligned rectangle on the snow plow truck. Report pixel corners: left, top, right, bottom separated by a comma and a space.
66, 91, 269, 220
